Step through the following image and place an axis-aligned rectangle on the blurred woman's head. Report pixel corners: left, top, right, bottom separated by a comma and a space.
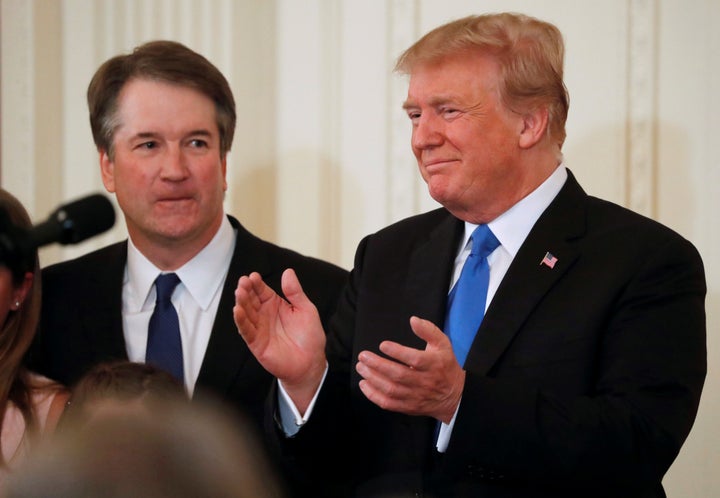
0, 189, 39, 365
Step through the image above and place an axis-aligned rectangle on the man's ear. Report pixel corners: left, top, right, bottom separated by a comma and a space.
221, 156, 228, 192
518, 107, 549, 149
99, 149, 116, 193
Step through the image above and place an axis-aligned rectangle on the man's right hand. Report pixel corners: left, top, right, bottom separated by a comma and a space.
233, 268, 327, 413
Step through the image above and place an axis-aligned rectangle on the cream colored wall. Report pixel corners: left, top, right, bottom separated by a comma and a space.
1, 0, 718, 495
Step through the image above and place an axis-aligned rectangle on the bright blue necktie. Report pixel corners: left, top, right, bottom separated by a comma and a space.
146, 273, 184, 382
444, 225, 500, 367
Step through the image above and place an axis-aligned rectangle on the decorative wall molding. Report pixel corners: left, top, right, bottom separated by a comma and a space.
0, 0, 35, 205
387, 0, 419, 223
627, 0, 658, 217
318, 0, 343, 263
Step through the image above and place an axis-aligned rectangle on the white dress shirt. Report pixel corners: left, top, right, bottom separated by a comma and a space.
122, 216, 236, 395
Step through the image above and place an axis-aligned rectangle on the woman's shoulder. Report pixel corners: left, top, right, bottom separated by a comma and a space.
27, 372, 70, 431
0, 373, 68, 474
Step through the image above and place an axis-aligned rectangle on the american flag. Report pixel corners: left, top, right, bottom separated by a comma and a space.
540, 251, 558, 269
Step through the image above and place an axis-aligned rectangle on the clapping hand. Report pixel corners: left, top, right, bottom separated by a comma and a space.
233, 269, 327, 413
355, 316, 466, 423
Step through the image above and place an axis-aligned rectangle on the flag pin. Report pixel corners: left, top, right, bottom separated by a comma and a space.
540, 251, 558, 269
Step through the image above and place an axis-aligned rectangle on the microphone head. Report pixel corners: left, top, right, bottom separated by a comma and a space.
28, 193, 116, 248
51, 193, 116, 245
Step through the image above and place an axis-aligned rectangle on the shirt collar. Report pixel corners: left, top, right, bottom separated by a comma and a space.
125, 215, 236, 312
462, 164, 568, 256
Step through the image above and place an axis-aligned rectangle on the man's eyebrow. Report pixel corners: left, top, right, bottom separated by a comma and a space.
128, 129, 214, 139
186, 129, 213, 137
402, 95, 458, 110
130, 131, 160, 140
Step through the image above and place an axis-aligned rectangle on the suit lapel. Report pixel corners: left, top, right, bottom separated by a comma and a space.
195, 217, 263, 395
465, 172, 588, 375
404, 213, 464, 347
82, 243, 129, 360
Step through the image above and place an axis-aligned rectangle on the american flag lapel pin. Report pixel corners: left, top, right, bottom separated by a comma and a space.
540, 251, 558, 269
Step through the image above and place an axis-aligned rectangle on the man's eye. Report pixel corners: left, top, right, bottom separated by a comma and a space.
189, 139, 208, 148
442, 108, 460, 118
139, 141, 157, 150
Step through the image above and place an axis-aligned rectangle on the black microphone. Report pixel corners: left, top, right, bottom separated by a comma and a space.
27, 193, 116, 248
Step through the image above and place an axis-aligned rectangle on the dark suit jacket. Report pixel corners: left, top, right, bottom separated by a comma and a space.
31, 215, 348, 431
282, 171, 706, 498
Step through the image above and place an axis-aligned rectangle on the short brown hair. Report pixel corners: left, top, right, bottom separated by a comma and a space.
61, 360, 187, 427
87, 40, 236, 159
395, 13, 569, 147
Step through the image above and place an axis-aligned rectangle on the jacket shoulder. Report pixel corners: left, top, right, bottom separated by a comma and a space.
41, 242, 127, 290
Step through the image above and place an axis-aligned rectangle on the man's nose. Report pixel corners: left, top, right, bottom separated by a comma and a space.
161, 145, 190, 180
412, 114, 444, 149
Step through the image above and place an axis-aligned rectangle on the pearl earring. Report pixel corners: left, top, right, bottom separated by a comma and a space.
14, 301, 20, 309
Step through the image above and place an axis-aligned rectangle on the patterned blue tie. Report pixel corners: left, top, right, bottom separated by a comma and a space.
444, 225, 500, 367
146, 273, 184, 382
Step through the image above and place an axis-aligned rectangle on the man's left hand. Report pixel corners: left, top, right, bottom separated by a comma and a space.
356, 316, 466, 423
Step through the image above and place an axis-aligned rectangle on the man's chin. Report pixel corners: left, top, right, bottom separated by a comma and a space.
148, 217, 201, 241
426, 182, 453, 207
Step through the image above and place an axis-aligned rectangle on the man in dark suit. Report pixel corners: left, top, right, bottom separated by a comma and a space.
31, 41, 347, 434
233, 13, 706, 498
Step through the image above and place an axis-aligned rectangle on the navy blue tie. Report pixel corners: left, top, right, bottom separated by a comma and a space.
146, 273, 184, 382
444, 225, 500, 367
